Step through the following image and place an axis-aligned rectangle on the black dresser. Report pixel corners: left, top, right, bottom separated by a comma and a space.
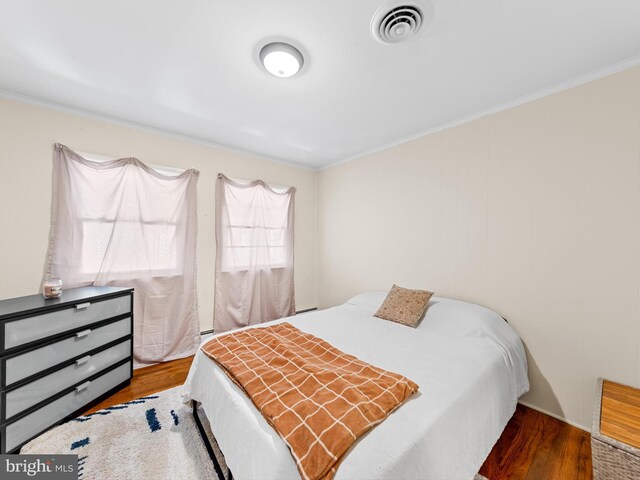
0, 286, 134, 453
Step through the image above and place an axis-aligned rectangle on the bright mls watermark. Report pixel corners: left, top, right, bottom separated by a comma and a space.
0, 455, 77, 479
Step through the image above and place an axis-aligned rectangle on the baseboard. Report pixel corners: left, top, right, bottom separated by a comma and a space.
518, 401, 590, 433
296, 307, 318, 314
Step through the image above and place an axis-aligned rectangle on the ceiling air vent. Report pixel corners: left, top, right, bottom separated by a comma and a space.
373, 4, 425, 44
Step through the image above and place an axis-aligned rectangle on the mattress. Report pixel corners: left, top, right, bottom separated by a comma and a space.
183, 293, 529, 480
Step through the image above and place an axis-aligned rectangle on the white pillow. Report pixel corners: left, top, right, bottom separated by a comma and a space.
420, 297, 507, 339
345, 292, 387, 313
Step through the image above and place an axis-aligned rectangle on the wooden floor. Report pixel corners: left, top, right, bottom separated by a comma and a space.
82, 355, 194, 415
84, 356, 593, 479
479, 404, 592, 480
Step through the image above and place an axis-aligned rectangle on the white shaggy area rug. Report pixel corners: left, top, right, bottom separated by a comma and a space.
21, 386, 222, 480
21, 385, 490, 480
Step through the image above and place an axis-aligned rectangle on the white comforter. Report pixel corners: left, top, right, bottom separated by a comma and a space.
183, 293, 529, 480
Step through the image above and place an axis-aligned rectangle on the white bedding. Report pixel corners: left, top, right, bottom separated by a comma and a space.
183, 293, 529, 480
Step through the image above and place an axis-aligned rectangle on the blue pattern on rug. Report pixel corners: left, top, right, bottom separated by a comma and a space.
146, 408, 161, 432
77, 455, 87, 479
71, 437, 90, 450
125, 395, 159, 404
70, 395, 161, 423
71, 412, 112, 422
170, 409, 179, 426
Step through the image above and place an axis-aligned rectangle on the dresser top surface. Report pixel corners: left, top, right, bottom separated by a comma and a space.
601, 380, 640, 449
0, 286, 133, 320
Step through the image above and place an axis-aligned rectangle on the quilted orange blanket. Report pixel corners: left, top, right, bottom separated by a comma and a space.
201, 322, 419, 480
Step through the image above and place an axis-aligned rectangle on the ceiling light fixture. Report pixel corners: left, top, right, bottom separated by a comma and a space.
259, 42, 304, 78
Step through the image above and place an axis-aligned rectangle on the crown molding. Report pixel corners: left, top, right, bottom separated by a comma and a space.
320, 55, 640, 171
0, 89, 316, 172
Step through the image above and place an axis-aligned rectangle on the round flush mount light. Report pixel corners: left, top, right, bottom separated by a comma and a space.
259, 42, 304, 78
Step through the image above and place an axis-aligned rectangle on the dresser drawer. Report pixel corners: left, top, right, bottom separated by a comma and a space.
3, 361, 131, 453
4, 317, 131, 387
3, 295, 131, 351
3, 339, 131, 420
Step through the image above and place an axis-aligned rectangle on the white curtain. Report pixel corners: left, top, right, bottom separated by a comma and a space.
45, 144, 200, 365
214, 174, 295, 332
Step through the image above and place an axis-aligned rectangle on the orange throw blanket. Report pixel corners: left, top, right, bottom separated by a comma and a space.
201, 322, 419, 480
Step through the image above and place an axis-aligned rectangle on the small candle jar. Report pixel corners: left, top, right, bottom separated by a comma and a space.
43, 278, 63, 299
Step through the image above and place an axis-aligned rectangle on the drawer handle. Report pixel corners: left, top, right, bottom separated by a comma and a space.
75, 381, 91, 393
75, 355, 91, 366
76, 329, 92, 339
75, 302, 91, 310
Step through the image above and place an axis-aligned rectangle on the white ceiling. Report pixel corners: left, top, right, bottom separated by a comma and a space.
1, 1, 640, 169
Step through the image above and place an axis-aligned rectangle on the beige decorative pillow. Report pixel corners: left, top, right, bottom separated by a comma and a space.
374, 285, 434, 328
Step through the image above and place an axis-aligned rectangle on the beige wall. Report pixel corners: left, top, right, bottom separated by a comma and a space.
0, 97, 317, 331
317, 65, 640, 429
3, 64, 640, 430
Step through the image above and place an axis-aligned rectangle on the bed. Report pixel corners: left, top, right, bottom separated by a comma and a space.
183, 292, 529, 480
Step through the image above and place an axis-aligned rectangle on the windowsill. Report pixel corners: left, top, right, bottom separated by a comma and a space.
219, 266, 288, 274
75, 271, 184, 281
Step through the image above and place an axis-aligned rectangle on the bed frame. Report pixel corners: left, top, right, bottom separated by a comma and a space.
192, 401, 233, 480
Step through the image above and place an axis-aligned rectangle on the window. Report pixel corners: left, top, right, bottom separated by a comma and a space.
75, 151, 184, 277
79, 218, 178, 276
219, 179, 292, 272
46, 144, 200, 363
214, 173, 296, 331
